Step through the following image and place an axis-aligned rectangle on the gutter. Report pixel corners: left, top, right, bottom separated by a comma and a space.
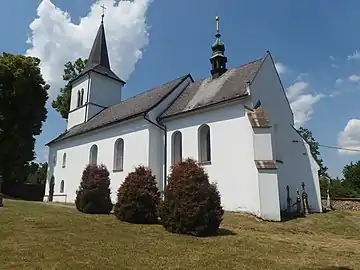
143, 114, 167, 198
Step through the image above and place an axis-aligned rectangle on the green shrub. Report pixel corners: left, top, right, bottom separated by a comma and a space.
160, 158, 224, 236
75, 164, 113, 214
114, 166, 160, 224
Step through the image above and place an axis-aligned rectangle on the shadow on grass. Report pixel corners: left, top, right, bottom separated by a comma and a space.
281, 212, 306, 222
216, 228, 237, 236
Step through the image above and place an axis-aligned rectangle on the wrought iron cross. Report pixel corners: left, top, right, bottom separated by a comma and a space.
101, 4, 106, 22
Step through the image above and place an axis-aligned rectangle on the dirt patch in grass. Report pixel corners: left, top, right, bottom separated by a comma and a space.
1, 199, 360, 270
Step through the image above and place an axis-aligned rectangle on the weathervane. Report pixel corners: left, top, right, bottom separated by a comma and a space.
101, 4, 106, 23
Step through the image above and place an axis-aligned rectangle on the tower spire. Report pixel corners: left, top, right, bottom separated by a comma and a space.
210, 15, 227, 79
70, 11, 124, 85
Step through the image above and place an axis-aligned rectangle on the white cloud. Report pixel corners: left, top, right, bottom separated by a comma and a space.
338, 119, 360, 155
348, 74, 360, 82
275, 62, 287, 74
286, 80, 324, 128
26, 0, 152, 98
348, 50, 360, 60
329, 55, 335, 61
335, 78, 343, 84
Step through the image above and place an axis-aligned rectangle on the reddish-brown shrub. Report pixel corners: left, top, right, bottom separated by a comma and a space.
114, 166, 160, 224
75, 164, 113, 214
159, 158, 224, 236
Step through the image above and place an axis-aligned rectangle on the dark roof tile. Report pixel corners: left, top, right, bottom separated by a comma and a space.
47, 74, 189, 145
160, 58, 263, 119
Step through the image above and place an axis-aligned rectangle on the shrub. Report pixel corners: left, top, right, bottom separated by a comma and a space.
75, 164, 113, 214
160, 158, 224, 237
114, 166, 160, 224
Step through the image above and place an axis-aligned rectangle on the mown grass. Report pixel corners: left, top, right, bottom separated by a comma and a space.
0, 199, 360, 269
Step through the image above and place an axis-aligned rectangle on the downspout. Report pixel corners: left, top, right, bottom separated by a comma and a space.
143, 114, 167, 198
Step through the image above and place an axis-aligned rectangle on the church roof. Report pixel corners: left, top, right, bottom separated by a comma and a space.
71, 21, 124, 84
160, 58, 263, 119
47, 74, 189, 145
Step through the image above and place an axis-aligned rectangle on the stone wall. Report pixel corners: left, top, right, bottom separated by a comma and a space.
321, 198, 360, 211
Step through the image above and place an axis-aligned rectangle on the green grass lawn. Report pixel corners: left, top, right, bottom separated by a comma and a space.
1, 200, 360, 270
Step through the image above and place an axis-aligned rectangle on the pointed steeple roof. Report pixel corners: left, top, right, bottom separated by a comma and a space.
71, 21, 125, 84
87, 21, 111, 69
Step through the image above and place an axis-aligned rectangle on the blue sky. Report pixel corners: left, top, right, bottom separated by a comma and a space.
1, 0, 360, 177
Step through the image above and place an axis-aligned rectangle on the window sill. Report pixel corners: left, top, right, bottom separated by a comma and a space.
199, 161, 211, 166
113, 169, 124, 172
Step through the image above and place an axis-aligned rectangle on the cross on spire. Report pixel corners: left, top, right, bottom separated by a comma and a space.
101, 4, 106, 23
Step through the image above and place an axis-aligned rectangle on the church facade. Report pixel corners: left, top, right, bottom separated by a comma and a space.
45, 17, 322, 221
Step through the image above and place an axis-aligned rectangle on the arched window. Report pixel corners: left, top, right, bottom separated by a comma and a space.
77, 90, 81, 107
60, 180, 65, 193
171, 131, 182, 165
89, 144, 98, 165
80, 88, 84, 105
198, 124, 211, 163
62, 153, 66, 168
113, 138, 124, 171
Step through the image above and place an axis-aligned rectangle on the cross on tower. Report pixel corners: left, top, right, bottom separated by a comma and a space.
101, 4, 106, 23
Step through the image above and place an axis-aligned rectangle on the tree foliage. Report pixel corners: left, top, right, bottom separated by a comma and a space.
160, 158, 224, 237
114, 166, 160, 224
342, 161, 360, 195
0, 53, 49, 184
52, 58, 87, 119
26, 162, 48, 184
75, 164, 113, 214
297, 127, 328, 176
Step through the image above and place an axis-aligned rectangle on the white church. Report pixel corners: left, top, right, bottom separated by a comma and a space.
44, 17, 322, 221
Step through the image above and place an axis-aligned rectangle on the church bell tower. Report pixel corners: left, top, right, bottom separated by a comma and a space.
210, 16, 228, 79
66, 11, 125, 130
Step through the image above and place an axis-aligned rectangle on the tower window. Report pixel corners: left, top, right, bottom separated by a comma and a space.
80, 88, 84, 105
77, 91, 81, 108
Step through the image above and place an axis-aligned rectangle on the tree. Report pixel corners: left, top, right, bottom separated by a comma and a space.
75, 164, 113, 214
0, 53, 49, 184
297, 127, 328, 176
26, 162, 48, 184
52, 58, 87, 119
342, 161, 360, 194
114, 166, 160, 224
160, 158, 224, 237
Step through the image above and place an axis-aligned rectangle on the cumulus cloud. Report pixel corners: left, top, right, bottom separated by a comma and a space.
275, 62, 287, 74
335, 78, 343, 84
285, 80, 324, 128
348, 50, 360, 60
348, 74, 360, 83
26, 0, 152, 98
338, 119, 360, 155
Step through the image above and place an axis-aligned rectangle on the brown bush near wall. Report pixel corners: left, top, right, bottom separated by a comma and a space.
322, 198, 360, 211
